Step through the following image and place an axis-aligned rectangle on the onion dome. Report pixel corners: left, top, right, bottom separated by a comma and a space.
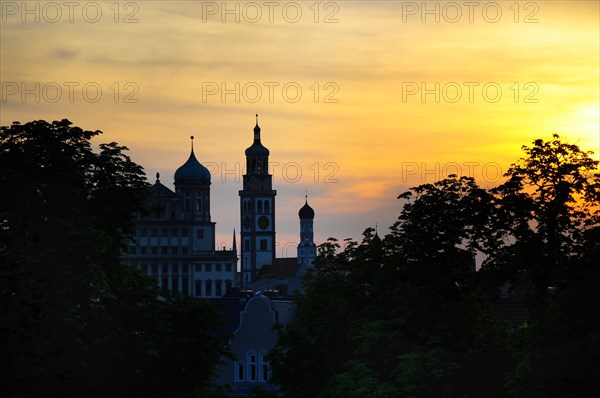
245, 114, 270, 157
299, 196, 315, 219
174, 136, 211, 184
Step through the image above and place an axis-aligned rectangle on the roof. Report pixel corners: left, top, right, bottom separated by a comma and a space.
254, 258, 301, 281
299, 199, 315, 219
245, 122, 270, 157
149, 180, 176, 197
174, 146, 211, 184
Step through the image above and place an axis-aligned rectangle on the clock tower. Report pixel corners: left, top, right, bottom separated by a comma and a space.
239, 115, 276, 285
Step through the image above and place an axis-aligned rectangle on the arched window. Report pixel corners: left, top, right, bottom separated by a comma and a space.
195, 280, 202, 296
215, 279, 222, 297
264, 200, 270, 213
257, 200, 263, 214
205, 280, 212, 296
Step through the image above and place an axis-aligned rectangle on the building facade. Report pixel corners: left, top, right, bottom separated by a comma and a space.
123, 137, 237, 297
215, 293, 297, 396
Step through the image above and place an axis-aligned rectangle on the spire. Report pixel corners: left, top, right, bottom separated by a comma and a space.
232, 229, 237, 253
156, 172, 160, 183
254, 114, 261, 140
372, 223, 382, 244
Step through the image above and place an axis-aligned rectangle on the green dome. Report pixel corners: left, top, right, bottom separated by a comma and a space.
174, 147, 211, 184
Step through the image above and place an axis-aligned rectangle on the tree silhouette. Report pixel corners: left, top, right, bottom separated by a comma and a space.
0, 119, 229, 398
271, 135, 599, 398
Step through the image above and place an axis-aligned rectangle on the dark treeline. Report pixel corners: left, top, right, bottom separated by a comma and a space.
270, 135, 600, 397
0, 120, 230, 398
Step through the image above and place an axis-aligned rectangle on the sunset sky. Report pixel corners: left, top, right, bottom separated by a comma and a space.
1, 0, 598, 257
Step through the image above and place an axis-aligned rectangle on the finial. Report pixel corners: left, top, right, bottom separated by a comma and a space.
375, 223, 378, 233
256, 113, 259, 124
305, 190, 308, 202
156, 172, 160, 183
190, 135, 195, 153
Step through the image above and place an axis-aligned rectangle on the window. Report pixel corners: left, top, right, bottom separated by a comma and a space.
265, 200, 270, 213
171, 228, 178, 237
150, 228, 157, 237
248, 352, 257, 382
152, 264, 158, 274
195, 280, 202, 296
215, 280, 222, 296
205, 263, 212, 272
141, 247, 147, 255
225, 263, 232, 272
161, 246, 168, 255
162, 265, 169, 274
260, 239, 267, 251
235, 362, 245, 382
151, 247, 157, 255
244, 239, 250, 251
171, 247, 178, 255
171, 276, 178, 291
195, 263, 202, 272
196, 199, 202, 212
205, 280, 212, 296
196, 229, 204, 239
182, 247, 188, 255
161, 228, 168, 237
257, 200, 263, 214
226, 279, 233, 293
260, 353, 270, 382
215, 263, 222, 272
181, 228, 188, 237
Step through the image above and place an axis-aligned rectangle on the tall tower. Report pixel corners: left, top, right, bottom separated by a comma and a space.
174, 136, 215, 252
239, 115, 276, 285
297, 196, 316, 266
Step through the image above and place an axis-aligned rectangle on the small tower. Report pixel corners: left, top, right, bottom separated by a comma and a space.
297, 195, 316, 266
174, 136, 215, 252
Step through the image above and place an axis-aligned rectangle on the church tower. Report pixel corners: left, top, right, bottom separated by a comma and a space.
239, 115, 277, 285
297, 196, 316, 266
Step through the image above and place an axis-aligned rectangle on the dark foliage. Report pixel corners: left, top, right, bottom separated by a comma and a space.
271, 135, 599, 397
0, 119, 229, 398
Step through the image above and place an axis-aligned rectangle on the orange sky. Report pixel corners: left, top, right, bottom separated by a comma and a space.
1, 0, 599, 254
